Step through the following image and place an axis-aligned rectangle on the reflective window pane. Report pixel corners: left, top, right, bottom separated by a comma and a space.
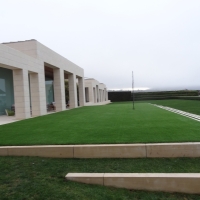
0, 67, 14, 115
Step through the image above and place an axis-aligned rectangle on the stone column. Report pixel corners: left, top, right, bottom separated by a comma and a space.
93, 87, 96, 103
13, 69, 31, 119
53, 68, 66, 111
100, 89, 102, 102
106, 90, 108, 101
29, 72, 46, 117
78, 77, 85, 107
85, 87, 89, 102
88, 85, 94, 103
96, 85, 99, 102
68, 73, 77, 108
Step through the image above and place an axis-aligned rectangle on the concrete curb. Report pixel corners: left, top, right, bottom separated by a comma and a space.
74, 144, 146, 158
1, 142, 200, 158
65, 173, 200, 194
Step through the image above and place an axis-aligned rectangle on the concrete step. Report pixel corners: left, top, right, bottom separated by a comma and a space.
66, 173, 200, 194
1, 142, 200, 158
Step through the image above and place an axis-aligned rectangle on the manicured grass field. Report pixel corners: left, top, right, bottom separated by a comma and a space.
148, 99, 200, 115
1, 156, 200, 200
0, 102, 200, 145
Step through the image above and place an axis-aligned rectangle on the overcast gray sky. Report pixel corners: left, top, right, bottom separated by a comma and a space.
0, 0, 199, 90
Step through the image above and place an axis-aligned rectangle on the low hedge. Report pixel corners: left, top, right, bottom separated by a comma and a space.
108, 90, 199, 102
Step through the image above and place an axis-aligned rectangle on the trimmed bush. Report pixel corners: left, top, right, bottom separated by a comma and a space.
108, 90, 199, 102
5, 109, 15, 116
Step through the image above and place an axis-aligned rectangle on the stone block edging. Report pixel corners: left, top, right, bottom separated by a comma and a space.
65, 173, 200, 194
0, 142, 200, 158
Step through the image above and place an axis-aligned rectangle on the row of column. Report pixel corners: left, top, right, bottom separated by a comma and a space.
98, 89, 108, 102
97, 88, 108, 102
86, 86, 108, 103
13, 68, 85, 119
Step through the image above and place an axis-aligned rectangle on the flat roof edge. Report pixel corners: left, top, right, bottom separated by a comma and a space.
2, 39, 37, 44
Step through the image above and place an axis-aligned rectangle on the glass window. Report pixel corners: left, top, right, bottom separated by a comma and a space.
45, 77, 54, 104
0, 67, 14, 115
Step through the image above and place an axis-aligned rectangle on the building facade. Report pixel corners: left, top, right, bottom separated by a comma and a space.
0, 40, 85, 119
0, 40, 111, 119
84, 78, 110, 106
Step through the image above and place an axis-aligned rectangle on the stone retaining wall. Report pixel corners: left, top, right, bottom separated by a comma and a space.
1, 142, 200, 158
66, 173, 200, 194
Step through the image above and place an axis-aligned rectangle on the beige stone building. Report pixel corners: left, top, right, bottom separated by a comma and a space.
84, 78, 110, 106
0, 39, 109, 119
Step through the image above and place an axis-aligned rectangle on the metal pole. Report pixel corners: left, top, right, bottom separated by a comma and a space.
132, 71, 134, 109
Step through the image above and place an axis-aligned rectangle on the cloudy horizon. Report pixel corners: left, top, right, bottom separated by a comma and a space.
0, 0, 199, 90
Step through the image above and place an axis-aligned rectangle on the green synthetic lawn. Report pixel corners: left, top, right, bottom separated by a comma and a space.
0, 101, 200, 145
148, 99, 200, 115
1, 156, 200, 200
1, 101, 200, 199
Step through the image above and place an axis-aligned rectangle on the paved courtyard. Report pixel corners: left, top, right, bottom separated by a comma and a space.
0, 115, 19, 125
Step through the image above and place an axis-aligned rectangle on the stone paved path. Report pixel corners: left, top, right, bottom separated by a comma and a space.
0, 115, 19, 125
151, 104, 200, 122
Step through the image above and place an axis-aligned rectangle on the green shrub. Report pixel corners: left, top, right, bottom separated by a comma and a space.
108, 90, 199, 102
5, 109, 15, 116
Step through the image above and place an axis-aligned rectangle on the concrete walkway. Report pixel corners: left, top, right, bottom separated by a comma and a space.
0, 115, 19, 125
151, 104, 200, 122
0, 109, 70, 126
85, 100, 111, 106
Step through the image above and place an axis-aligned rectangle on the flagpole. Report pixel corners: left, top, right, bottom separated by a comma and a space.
132, 71, 134, 109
